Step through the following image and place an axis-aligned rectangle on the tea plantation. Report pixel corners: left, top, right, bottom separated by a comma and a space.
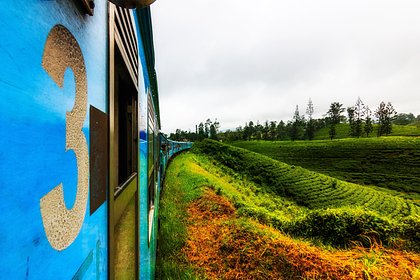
232, 137, 420, 194
193, 139, 420, 249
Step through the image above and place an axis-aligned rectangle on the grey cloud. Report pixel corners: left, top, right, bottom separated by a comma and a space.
153, 0, 420, 133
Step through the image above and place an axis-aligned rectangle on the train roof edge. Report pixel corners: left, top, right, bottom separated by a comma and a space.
137, 7, 161, 129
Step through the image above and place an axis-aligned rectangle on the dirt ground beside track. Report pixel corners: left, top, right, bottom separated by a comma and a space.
183, 189, 420, 280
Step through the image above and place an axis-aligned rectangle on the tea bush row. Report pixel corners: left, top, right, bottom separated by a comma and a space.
232, 137, 420, 193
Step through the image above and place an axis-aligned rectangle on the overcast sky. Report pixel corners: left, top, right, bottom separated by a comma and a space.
151, 0, 420, 133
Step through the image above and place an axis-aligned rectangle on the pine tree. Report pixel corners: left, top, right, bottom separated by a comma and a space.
269, 121, 277, 140
327, 102, 344, 140
209, 124, 217, 139
290, 105, 304, 141
384, 102, 396, 135
364, 106, 373, 137
198, 122, 205, 140
204, 119, 212, 138
306, 98, 314, 119
262, 121, 270, 140
354, 97, 365, 137
375, 102, 397, 136
277, 121, 287, 140
213, 119, 220, 134
347, 106, 355, 136
255, 122, 263, 140
305, 98, 316, 140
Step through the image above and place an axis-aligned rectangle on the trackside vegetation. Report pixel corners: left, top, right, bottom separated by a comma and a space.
232, 137, 420, 194
156, 154, 205, 279
156, 148, 420, 279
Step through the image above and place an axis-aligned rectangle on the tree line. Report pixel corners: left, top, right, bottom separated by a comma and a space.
168, 118, 220, 141
169, 98, 419, 142
323, 99, 389, 139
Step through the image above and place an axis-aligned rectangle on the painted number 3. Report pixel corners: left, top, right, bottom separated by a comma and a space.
40, 25, 89, 251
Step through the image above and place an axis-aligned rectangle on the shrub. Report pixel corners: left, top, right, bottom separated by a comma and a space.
287, 208, 396, 248
400, 216, 420, 250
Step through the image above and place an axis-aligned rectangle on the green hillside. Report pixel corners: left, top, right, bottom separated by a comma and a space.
232, 137, 420, 194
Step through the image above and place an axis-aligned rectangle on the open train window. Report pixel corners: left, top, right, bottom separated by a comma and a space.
78, 0, 94, 15
147, 96, 156, 205
115, 47, 138, 188
110, 4, 140, 194
147, 94, 157, 241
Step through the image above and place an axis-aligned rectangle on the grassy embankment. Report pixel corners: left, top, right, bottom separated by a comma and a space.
232, 136, 420, 195
157, 141, 420, 279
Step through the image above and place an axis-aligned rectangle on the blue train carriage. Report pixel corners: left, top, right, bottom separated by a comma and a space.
158, 134, 192, 180
0, 0, 176, 278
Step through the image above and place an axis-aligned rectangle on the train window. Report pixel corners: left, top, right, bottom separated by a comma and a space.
147, 95, 155, 208
155, 130, 159, 171
113, 5, 139, 87
78, 0, 94, 16
110, 4, 139, 193
147, 94, 157, 242
115, 47, 138, 187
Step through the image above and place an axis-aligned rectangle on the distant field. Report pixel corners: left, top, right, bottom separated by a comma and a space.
232, 137, 420, 194
314, 123, 420, 140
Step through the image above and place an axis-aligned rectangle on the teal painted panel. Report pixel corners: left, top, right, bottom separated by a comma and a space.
134, 10, 154, 279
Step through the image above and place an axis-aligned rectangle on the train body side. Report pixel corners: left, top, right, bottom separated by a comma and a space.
0, 1, 109, 278
0, 1, 191, 278
159, 134, 192, 177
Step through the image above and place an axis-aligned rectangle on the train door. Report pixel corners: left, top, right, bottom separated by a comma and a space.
108, 3, 140, 279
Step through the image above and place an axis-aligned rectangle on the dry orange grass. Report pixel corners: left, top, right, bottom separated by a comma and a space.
183, 189, 420, 280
